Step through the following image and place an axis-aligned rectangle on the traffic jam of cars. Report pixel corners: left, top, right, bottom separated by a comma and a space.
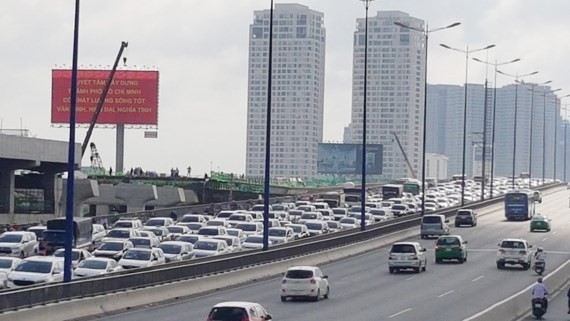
0, 176, 553, 320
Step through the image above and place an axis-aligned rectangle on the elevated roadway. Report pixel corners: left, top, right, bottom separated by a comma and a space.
97, 187, 570, 321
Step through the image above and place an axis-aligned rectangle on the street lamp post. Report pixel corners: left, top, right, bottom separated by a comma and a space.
440, 43, 495, 206
357, 0, 374, 231
262, 0, 275, 251
394, 21, 460, 215
565, 104, 569, 182
541, 88, 562, 184
497, 71, 539, 190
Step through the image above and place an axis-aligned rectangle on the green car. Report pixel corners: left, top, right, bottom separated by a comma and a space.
435, 235, 468, 264
530, 215, 551, 232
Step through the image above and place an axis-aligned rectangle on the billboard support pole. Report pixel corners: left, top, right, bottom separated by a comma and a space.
80, 41, 129, 158
116, 124, 125, 175
64, 0, 80, 284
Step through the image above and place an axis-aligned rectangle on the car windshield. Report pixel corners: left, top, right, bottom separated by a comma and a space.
167, 227, 184, 234
15, 261, 52, 273
306, 223, 323, 230
532, 216, 545, 221
123, 250, 151, 260
227, 230, 240, 237
78, 260, 107, 270
392, 205, 406, 210
208, 221, 225, 226
145, 219, 164, 226
285, 269, 314, 279
349, 207, 362, 213
391, 244, 417, 253
217, 212, 233, 218
501, 241, 526, 249
370, 210, 385, 215
228, 215, 247, 221
181, 216, 200, 222
245, 236, 263, 244
289, 210, 303, 216
272, 205, 286, 211
54, 250, 80, 260
113, 221, 133, 228
422, 216, 441, 224
332, 209, 346, 215
236, 224, 257, 231
107, 230, 130, 238
177, 236, 200, 244
437, 237, 461, 246
340, 218, 356, 224
187, 223, 203, 230
301, 214, 317, 220
160, 244, 182, 254
0, 259, 13, 268
327, 222, 339, 228
98, 242, 123, 251
194, 241, 218, 251
268, 229, 286, 237
198, 228, 219, 236
131, 239, 151, 247
148, 229, 163, 236
457, 211, 471, 216
0, 234, 22, 243
208, 307, 248, 321
287, 225, 303, 233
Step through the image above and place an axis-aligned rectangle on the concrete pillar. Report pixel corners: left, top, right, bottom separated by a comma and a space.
41, 170, 57, 214
146, 187, 185, 208
57, 179, 99, 217
0, 169, 15, 214
115, 184, 157, 213
115, 124, 125, 175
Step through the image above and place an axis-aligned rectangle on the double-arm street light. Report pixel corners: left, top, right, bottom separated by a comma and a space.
440, 43, 495, 205
496, 70, 539, 189
563, 104, 570, 181
394, 21, 461, 215
517, 80, 552, 188
472, 57, 520, 198
358, 0, 374, 231
540, 88, 562, 184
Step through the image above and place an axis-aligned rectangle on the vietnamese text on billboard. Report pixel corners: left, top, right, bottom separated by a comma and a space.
51, 69, 159, 125
317, 143, 383, 175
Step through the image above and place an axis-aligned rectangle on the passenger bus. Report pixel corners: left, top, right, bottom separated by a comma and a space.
316, 191, 345, 208
343, 188, 363, 207
403, 181, 421, 196
382, 184, 404, 200
504, 191, 535, 221
41, 217, 94, 254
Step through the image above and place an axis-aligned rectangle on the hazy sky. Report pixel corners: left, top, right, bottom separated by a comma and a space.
2, 0, 570, 176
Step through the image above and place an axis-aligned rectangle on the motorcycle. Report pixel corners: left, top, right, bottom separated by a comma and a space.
532, 298, 546, 319
533, 260, 545, 276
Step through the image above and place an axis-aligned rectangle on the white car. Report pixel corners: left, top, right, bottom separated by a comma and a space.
317, 209, 334, 221
129, 236, 160, 249
288, 210, 304, 222
112, 219, 143, 230
285, 224, 310, 240
73, 257, 122, 278
207, 302, 272, 321
27, 226, 46, 241
304, 221, 329, 237
142, 226, 170, 242
298, 212, 323, 224
347, 213, 375, 226
496, 238, 532, 270
118, 248, 166, 269
207, 219, 231, 228
326, 221, 342, 233
138, 231, 161, 244
93, 240, 134, 260
212, 236, 242, 253
180, 222, 205, 234
144, 217, 174, 227
178, 214, 207, 224
226, 228, 246, 243
235, 222, 263, 237
0, 257, 21, 288
281, 266, 329, 302
388, 242, 427, 274
7, 256, 64, 288
53, 248, 92, 267
369, 209, 394, 222
166, 225, 191, 240
339, 217, 359, 229
159, 241, 194, 263
250, 204, 271, 212
268, 227, 295, 244
92, 224, 107, 245
252, 218, 280, 228
192, 239, 230, 258
197, 226, 227, 238
102, 228, 141, 243
242, 235, 269, 250
227, 213, 253, 228
297, 205, 317, 213
215, 211, 238, 221
176, 234, 205, 245
0, 231, 39, 258
331, 208, 348, 221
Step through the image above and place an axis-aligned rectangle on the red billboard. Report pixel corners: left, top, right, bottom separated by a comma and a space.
51, 69, 159, 125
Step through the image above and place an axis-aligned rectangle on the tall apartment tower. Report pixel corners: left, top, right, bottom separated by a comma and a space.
245, 4, 326, 179
347, 11, 426, 179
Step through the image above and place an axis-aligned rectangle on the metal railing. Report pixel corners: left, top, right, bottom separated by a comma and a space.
0, 183, 561, 313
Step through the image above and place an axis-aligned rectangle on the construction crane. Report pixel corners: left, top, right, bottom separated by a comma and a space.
390, 131, 417, 179
89, 142, 104, 172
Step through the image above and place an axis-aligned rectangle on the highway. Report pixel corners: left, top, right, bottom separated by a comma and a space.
97, 187, 570, 321
517, 279, 570, 320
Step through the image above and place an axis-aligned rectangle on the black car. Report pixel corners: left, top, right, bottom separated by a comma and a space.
454, 209, 477, 227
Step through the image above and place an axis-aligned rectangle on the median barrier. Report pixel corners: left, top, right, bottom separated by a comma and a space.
463, 258, 570, 321
0, 183, 561, 316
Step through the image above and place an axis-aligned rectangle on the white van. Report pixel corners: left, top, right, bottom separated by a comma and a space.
420, 214, 449, 239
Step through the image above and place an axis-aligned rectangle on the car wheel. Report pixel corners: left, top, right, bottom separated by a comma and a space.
422, 261, 427, 272
389, 267, 395, 274
524, 262, 531, 270
435, 258, 442, 264
324, 286, 330, 299
19, 252, 25, 259
455, 223, 460, 227
281, 296, 287, 302
414, 267, 421, 274
314, 290, 321, 302
530, 228, 533, 232
497, 262, 504, 269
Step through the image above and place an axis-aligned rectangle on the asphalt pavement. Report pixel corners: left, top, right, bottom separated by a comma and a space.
96, 187, 570, 321
517, 281, 570, 320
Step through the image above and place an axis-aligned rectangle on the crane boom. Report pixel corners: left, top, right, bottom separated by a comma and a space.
391, 131, 417, 179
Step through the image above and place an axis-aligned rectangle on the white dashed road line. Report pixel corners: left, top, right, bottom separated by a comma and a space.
388, 308, 412, 318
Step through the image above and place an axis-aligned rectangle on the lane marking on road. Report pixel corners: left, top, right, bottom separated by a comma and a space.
388, 308, 412, 318
437, 290, 455, 298
405, 275, 418, 281
552, 231, 558, 235
471, 275, 485, 282
542, 237, 549, 241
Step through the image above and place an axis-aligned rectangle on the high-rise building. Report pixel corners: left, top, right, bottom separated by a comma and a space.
245, 4, 326, 179
346, 11, 426, 179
